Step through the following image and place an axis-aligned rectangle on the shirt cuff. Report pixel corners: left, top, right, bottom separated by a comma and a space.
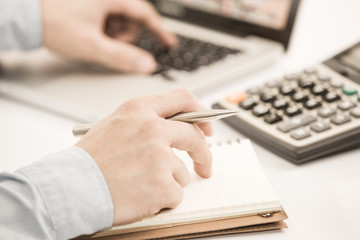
0, 0, 42, 50
18, 146, 114, 239
23, 0, 43, 49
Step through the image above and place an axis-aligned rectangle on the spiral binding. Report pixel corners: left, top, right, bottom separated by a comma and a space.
209, 138, 242, 147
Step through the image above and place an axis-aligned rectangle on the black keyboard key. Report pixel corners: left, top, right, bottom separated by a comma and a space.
284, 106, 302, 117
183, 52, 195, 63
304, 98, 322, 110
264, 113, 282, 124
292, 91, 309, 102
158, 54, 171, 65
173, 58, 185, 70
260, 92, 277, 103
196, 56, 210, 66
252, 104, 270, 117
323, 92, 341, 102
239, 98, 257, 110
280, 85, 296, 96
273, 99, 289, 110
299, 78, 315, 89
169, 48, 180, 58
311, 85, 328, 96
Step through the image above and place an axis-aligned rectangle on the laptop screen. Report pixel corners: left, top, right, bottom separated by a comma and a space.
150, 0, 300, 49
172, 0, 292, 31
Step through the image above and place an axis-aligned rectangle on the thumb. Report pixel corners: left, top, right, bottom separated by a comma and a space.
95, 35, 157, 74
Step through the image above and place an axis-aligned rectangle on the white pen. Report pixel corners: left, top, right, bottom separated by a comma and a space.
72, 109, 239, 137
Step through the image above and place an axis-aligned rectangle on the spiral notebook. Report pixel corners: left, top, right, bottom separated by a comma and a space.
80, 139, 287, 240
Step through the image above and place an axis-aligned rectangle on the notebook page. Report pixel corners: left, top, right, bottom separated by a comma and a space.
113, 139, 280, 230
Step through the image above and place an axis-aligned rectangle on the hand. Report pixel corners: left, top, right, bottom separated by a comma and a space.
75, 89, 213, 226
41, 0, 177, 74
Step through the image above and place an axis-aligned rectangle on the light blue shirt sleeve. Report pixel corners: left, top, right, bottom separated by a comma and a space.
0, 0, 42, 50
0, 146, 114, 240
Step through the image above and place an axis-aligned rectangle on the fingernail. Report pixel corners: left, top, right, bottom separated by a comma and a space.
136, 55, 156, 74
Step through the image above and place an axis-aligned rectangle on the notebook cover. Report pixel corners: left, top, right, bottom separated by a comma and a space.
78, 209, 287, 240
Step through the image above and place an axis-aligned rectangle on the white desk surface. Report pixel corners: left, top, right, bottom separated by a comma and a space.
1, 0, 360, 239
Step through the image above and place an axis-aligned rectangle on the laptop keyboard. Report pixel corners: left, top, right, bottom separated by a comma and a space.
136, 32, 241, 80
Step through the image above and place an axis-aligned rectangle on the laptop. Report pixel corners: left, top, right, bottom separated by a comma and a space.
0, 0, 300, 123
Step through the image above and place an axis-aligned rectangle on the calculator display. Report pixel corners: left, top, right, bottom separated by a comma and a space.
340, 44, 360, 74
325, 42, 360, 84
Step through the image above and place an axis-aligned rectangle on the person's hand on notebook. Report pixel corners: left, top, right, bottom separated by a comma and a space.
41, 0, 177, 74
75, 89, 213, 226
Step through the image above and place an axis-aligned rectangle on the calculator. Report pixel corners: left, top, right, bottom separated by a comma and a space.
213, 42, 360, 164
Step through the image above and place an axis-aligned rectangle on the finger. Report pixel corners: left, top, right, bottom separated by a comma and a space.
143, 89, 213, 136
196, 122, 214, 137
160, 179, 183, 210
171, 154, 190, 187
166, 120, 213, 178
108, 0, 177, 47
94, 35, 156, 73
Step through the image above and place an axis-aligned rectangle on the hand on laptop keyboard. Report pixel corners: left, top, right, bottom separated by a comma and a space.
136, 32, 240, 80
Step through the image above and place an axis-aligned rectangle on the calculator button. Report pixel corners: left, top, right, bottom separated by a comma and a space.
330, 114, 351, 125
311, 85, 328, 96
292, 91, 309, 102
252, 104, 270, 117
323, 92, 341, 103
239, 98, 257, 110
290, 127, 311, 140
350, 107, 360, 118
304, 68, 316, 75
284, 73, 301, 81
299, 78, 315, 89
284, 106, 302, 117
280, 85, 296, 96
318, 107, 336, 118
266, 80, 282, 88
304, 98, 322, 110
337, 100, 356, 111
277, 114, 316, 133
317, 73, 331, 82
226, 92, 247, 104
264, 113, 282, 124
273, 99, 289, 110
310, 121, 331, 133
342, 85, 358, 96
330, 79, 343, 88
246, 87, 262, 95
260, 92, 277, 103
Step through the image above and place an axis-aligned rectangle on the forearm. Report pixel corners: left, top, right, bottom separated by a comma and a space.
0, 147, 113, 240
0, 0, 42, 50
